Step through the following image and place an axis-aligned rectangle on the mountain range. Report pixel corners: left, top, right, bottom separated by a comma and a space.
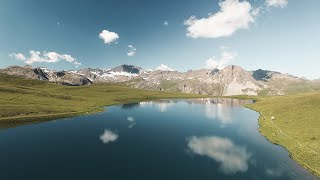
1, 64, 319, 96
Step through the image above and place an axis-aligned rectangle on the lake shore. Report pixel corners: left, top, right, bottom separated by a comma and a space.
1, 73, 319, 178
0, 73, 209, 128
244, 92, 320, 178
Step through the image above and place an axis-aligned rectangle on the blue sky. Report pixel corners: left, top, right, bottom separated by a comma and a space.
0, 0, 319, 79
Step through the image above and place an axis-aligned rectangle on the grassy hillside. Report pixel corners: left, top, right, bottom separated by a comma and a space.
258, 79, 320, 95
245, 92, 320, 177
0, 73, 207, 128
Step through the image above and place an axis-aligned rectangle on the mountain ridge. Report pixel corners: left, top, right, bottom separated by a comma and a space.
1, 64, 319, 96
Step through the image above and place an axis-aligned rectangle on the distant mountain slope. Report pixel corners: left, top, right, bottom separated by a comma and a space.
250, 69, 319, 95
130, 65, 265, 96
0, 65, 92, 86
1, 64, 319, 96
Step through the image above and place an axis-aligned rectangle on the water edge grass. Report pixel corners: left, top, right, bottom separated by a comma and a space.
244, 92, 320, 178
0, 73, 208, 128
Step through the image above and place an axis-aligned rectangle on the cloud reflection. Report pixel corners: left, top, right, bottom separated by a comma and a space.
127, 116, 134, 122
127, 116, 136, 128
100, 130, 118, 144
265, 168, 283, 177
187, 136, 251, 175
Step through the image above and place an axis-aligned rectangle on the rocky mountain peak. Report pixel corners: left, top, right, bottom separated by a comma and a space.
212, 65, 264, 96
109, 64, 143, 74
220, 65, 246, 73
251, 69, 278, 81
217, 65, 253, 81
1, 64, 318, 96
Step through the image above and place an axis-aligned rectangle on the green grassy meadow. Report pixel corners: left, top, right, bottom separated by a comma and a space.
0, 73, 207, 128
245, 92, 320, 177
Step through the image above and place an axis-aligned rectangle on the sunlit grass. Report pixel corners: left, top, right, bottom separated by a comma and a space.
245, 92, 320, 177
0, 73, 207, 128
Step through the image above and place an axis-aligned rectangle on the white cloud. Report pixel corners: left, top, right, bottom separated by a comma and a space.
206, 50, 237, 69
184, 0, 259, 38
266, 0, 288, 8
100, 129, 118, 144
155, 64, 175, 71
127, 45, 137, 56
163, 21, 169, 26
9, 53, 26, 61
187, 136, 251, 174
9, 51, 81, 66
99, 29, 119, 44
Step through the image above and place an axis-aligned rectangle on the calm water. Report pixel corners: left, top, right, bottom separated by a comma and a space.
0, 98, 317, 180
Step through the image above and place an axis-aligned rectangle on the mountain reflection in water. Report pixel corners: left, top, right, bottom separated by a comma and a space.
1, 98, 317, 180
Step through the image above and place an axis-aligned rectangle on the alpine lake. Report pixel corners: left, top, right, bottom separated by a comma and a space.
0, 98, 317, 180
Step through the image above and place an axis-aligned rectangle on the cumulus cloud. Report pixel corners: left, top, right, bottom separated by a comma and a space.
9, 53, 26, 61
163, 21, 169, 26
155, 64, 175, 71
127, 45, 137, 56
100, 129, 118, 144
99, 29, 119, 44
184, 0, 259, 38
187, 136, 251, 174
206, 49, 237, 69
266, 0, 288, 8
9, 51, 81, 66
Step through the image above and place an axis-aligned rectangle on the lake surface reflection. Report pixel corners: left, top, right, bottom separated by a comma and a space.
0, 98, 317, 180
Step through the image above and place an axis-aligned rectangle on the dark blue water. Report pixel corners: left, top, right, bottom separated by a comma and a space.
0, 98, 317, 180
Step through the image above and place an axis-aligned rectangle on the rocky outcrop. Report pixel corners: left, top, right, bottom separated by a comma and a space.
211, 65, 264, 95
52, 72, 92, 86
